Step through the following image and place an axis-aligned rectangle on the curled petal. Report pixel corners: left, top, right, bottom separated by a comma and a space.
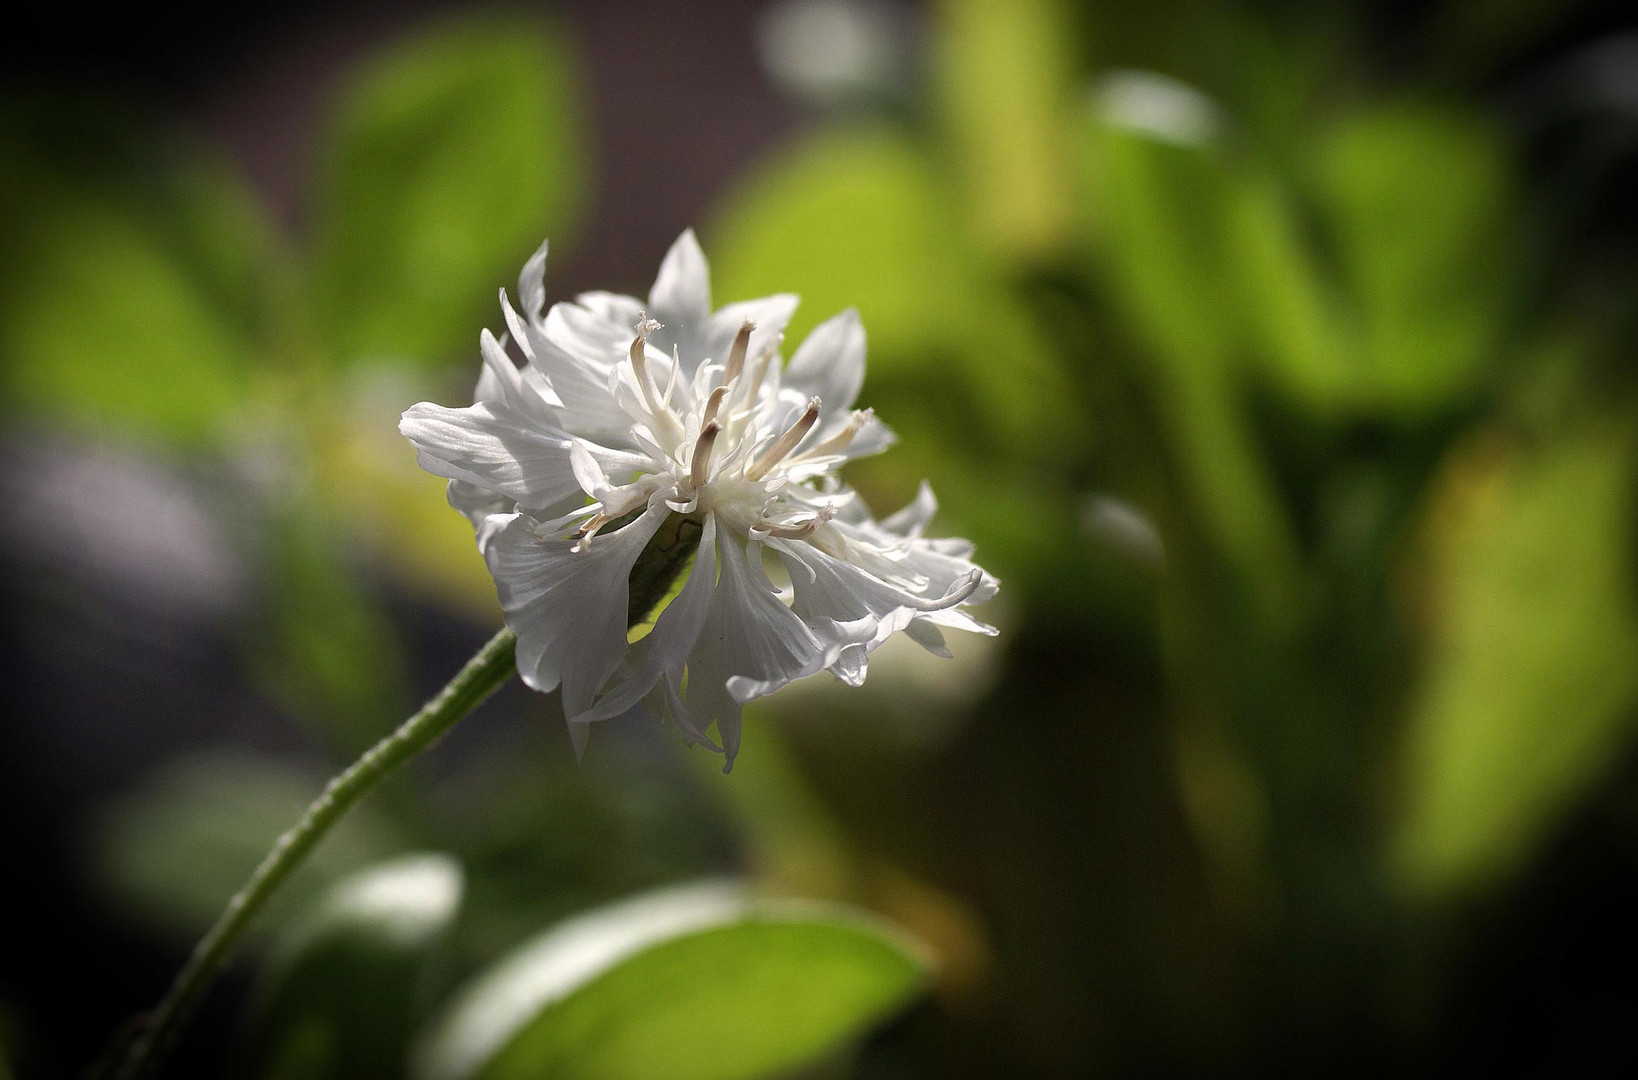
710, 533, 832, 705
880, 481, 938, 539
485, 503, 669, 715
400, 401, 584, 512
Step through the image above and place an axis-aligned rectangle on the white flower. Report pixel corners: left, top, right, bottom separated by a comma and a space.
401, 231, 997, 768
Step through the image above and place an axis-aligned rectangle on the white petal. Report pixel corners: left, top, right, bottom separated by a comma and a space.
918, 606, 999, 636
880, 481, 937, 538
648, 229, 712, 328
518, 238, 549, 320
671, 619, 743, 773
839, 413, 897, 460
710, 533, 831, 704
576, 290, 649, 326
707, 294, 799, 370
485, 504, 669, 715
904, 617, 954, 656
783, 308, 865, 429
575, 514, 720, 723
446, 479, 514, 552
568, 715, 592, 762
400, 401, 585, 511
899, 542, 1000, 606
479, 328, 560, 422
830, 644, 868, 686
773, 537, 980, 663
546, 293, 644, 368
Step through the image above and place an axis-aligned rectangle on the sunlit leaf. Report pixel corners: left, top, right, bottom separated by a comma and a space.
1391, 421, 1638, 897
251, 854, 464, 1080
0, 131, 264, 444
311, 15, 586, 368
932, 0, 1076, 259
415, 881, 927, 1080
90, 753, 406, 940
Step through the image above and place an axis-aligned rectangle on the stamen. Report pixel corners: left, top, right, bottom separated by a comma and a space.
800, 408, 873, 460
573, 512, 610, 552
723, 320, 755, 386
764, 503, 838, 540
701, 385, 728, 428
663, 344, 680, 406
746, 341, 777, 398
731, 339, 779, 420
690, 421, 721, 489
746, 397, 821, 480
628, 316, 667, 418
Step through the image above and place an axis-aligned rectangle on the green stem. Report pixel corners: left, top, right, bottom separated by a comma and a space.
112, 626, 518, 1080
112, 512, 703, 1079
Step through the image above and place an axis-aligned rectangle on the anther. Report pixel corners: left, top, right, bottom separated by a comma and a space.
628, 319, 668, 418
732, 340, 779, 416
723, 320, 755, 386
690, 421, 721, 490
747, 397, 821, 480
701, 385, 728, 428
573, 512, 610, 552
802, 408, 873, 460
764, 503, 838, 539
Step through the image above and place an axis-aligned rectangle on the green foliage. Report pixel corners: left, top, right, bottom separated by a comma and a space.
0, 141, 265, 445
90, 754, 406, 940
1391, 422, 1638, 896
710, 126, 1079, 462
254, 504, 412, 756
932, 0, 1077, 258
416, 883, 926, 1080
251, 855, 464, 1079
1077, 101, 1300, 618
310, 15, 586, 369
1303, 103, 1514, 410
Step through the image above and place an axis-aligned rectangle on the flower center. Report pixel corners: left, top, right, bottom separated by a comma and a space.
605, 315, 851, 533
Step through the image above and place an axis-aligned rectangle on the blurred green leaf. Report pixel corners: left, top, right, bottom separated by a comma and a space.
0, 130, 264, 444
1391, 421, 1638, 897
1224, 170, 1357, 409
254, 504, 412, 756
1077, 97, 1299, 617
932, 0, 1077, 259
416, 881, 927, 1080
311, 15, 586, 368
91, 753, 406, 940
1304, 103, 1514, 411
710, 125, 1079, 460
252, 854, 464, 1080
307, 363, 502, 620
710, 127, 966, 359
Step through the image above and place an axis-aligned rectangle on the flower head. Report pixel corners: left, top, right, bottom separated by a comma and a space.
401, 231, 997, 768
